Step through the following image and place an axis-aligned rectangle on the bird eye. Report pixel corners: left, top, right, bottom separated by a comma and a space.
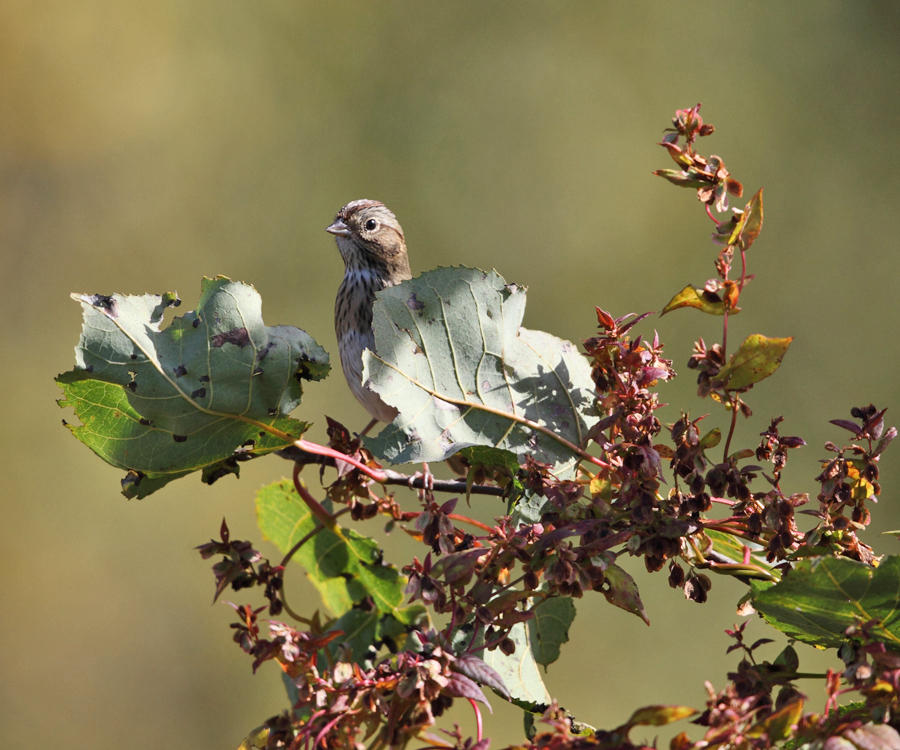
364, 218, 378, 231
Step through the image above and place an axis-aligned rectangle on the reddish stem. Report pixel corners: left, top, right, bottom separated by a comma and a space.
723, 398, 739, 460
292, 462, 337, 528
448, 513, 494, 534
738, 245, 748, 290
701, 521, 760, 545
294, 438, 389, 483
722, 309, 729, 358
314, 711, 357, 749
287, 440, 507, 497
469, 698, 484, 742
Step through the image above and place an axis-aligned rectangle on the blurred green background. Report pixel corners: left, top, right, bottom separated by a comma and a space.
3, 1, 898, 747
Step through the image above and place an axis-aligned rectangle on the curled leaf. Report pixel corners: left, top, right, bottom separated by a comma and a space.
445, 672, 491, 708
454, 655, 510, 700
662, 285, 734, 316
728, 188, 764, 252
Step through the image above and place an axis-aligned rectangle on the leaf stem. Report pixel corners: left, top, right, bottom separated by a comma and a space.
294, 438, 389, 482
469, 697, 483, 742
704, 561, 779, 583
292, 461, 337, 528
722, 309, 729, 357
723, 398, 739, 460
446, 513, 495, 534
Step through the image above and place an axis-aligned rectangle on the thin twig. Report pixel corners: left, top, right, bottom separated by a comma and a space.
278, 443, 507, 497
723, 398, 739, 460
292, 461, 337, 527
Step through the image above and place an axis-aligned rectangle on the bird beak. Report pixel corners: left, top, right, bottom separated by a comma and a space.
325, 218, 351, 237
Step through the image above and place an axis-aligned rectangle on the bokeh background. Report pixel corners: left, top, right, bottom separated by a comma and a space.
3, 2, 898, 747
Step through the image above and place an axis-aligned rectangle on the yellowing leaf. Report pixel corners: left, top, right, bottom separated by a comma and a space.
699, 428, 722, 449
746, 700, 803, 740
728, 188, 764, 252
590, 474, 613, 500
714, 334, 792, 391
661, 285, 734, 316
625, 704, 697, 727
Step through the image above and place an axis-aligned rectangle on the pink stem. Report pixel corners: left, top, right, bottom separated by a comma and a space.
294, 438, 389, 482
468, 698, 484, 742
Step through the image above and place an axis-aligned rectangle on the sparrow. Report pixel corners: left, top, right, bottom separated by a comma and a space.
327, 199, 412, 433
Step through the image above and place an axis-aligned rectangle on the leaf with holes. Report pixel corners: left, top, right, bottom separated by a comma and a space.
56, 277, 329, 498
363, 267, 597, 475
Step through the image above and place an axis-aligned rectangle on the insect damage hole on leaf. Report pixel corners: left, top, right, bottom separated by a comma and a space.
57, 277, 329, 498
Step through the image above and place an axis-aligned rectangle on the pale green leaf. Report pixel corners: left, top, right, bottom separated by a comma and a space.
57, 278, 329, 497
481, 621, 552, 710
528, 596, 576, 666
363, 267, 597, 475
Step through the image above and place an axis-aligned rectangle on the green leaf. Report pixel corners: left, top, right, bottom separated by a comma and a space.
238, 723, 275, 750
481, 621, 552, 710
528, 596, 575, 667
661, 285, 731, 316
699, 427, 722, 449
457, 446, 520, 478
57, 278, 329, 498
280, 671, 300, 712
713, 333, 792, 391
603, 563, 650, 625
457, 446, 522, 498
750, 556, 900, 649
255, 480, 422, 630
324, 608, 418, 664
511, 491, 550, 525
363, 267, 597, 475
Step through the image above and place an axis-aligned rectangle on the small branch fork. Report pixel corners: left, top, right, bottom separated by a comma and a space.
278, 440, 501, 620
280, 439, 506, 497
